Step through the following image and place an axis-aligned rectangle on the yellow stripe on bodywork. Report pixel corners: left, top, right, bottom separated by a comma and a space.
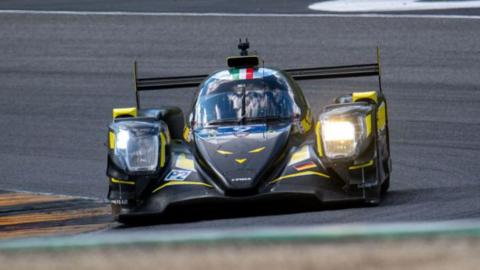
270, 170, 330, 184
348, 160, 374, 170
175, 154, 195, 171
111, 178, 135, 185
217, 149, 233, 155
109, 131, 115, 149
235, 158, 247, 164
159, 133, 166, 168
377, 102, 386, 131
315, 122, 324, 157
249, 146, 266, 153
112, 107, 137, 119
288, 145, 310, 165
352, 91, 378, 103
365, 113, 372, 137
152, 181, 213, 193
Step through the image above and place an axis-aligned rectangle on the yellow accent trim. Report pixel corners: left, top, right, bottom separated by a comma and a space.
249, 146, 266, 153
348, 160, 374, 170
175, 154, 195, 171
365, 113, 372, 137
288, 145, 310, 165
352, 91, 378, 103
300, 110, 312, 133
315, 122, 324, 157
271, 170, 330, 184
183, 127, 191, 143
159, 133, 166, 168
112, 107, 137, 119
377, 102, 386, 131
109, 131, 115, 149
235, 158, 247, 164
152, 181, 213, 193
300, 118, 311, 133
111, 178, 135, 185
217, 149, 233, 155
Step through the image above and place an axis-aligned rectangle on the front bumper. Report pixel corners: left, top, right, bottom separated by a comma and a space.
115, 175, 369, 220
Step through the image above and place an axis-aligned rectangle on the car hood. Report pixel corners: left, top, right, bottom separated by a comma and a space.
194, 123, 291, 191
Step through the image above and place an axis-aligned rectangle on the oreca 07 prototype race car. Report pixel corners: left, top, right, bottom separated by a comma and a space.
107, 41, 391, 222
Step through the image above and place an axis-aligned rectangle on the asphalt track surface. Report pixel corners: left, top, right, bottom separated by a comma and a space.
1, 10, 480, 231
1, 1, 480, 15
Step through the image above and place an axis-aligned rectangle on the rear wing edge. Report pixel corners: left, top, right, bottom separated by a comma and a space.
286, 47, 383, 92
285, 63, 379, 80
133, 47, 383, 109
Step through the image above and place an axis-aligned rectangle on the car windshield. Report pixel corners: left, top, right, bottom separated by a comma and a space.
195, 71, 295, 126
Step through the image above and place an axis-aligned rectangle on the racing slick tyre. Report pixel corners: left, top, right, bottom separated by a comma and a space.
364, 185, 382, 206
364, 142, 384, 206
365, 155, 390, 205
381, 177, 390, 195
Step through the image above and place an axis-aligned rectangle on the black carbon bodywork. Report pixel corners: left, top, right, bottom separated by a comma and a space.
107, 48, 391, 222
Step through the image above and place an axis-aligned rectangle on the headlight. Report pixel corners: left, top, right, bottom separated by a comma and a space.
319, 104, 372, 160
112, 121, 160, 172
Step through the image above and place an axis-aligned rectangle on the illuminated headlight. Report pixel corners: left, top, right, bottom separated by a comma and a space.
112, 121, 159, 172
319, 104, 372, 160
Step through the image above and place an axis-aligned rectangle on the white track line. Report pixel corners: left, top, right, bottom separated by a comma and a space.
309, 0, 480, 12
0, 9, 480, 20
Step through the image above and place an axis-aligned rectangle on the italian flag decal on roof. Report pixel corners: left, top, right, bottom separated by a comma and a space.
230, 68, 255, 80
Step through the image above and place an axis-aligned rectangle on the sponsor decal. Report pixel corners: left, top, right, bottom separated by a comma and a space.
111, 199, 129, 205
234, 131, 249, 137
288, 145, 311, 166
294, 161, 317, 171
229, 68, 255, 80
233, 126, 252, 137
208, 129, 217, 138
231, 177, 252, 182
165, 169, 192, 181
197, 124, 270, 138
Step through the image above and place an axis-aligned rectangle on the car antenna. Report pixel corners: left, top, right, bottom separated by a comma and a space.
238, 38, 249, 56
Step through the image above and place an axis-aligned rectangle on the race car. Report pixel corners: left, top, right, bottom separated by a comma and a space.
106, 40, 391, 222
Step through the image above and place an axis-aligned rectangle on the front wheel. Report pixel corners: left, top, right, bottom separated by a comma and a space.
381, 177, 390, 195
364, 184, 382, 206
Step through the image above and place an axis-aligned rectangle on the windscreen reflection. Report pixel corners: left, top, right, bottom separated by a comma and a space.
195, 76, 295, 126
